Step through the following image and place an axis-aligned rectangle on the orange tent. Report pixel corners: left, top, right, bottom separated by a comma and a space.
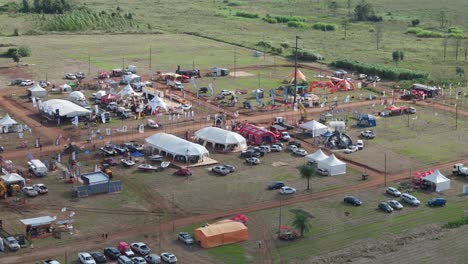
194, 219, 248, 248
287, 70, 307, 83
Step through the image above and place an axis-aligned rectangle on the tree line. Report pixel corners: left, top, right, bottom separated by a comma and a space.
21, 0, 72, 14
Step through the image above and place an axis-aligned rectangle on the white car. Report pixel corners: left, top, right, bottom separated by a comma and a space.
3, 236, 20, 251
180, 103, 192, 111
144, 254, 161, 264
280, 186, 296, 195
21, 80, 34, 86
220, 90, 234, 96
245, 157, 260, 165
64, 73, 77, 80
33, 184, 48, 194
408, 107, 416, 114
271, 144, 282, 152
386, 187, 401, 197
132, 257, 147, 264
401, 193, 420, 206
22, 186, 38, 197
387, 200, 404, 210
78, 252, 96, 264
293, 148, 308, 156
130, 242, 151, 255
259, 145, 271, 152
344, 145, 358, 153
356, 140, 364, 150
280, 131, 290, 141
160, 252, 177, 264
44, 260, 61, 264
212, 166, 230, 175
287, 145, 298, 152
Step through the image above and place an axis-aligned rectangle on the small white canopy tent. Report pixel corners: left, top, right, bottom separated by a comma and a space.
306, 149, 329, 163
300, 120, 328, 137
27, 84, 47, 98
317, 154, 346, 176
60, 84, 72, 92
1, 173, 25, 186
118, 84, 136, 97
0, 113, 18, 133
66, 91, 89, 108
195, 127, 247, 151
423, 170, 451, 192
145, 133, 209, 162
147, 95, 168, 112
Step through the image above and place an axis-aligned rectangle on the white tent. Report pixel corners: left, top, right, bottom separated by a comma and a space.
118, 84, 136, 97
41, 99, 91, 118
317, 154, 346, 176
423, 170, 451, 192
95, 90, 107, 99
60, 84, 72, 92
66, 91, 89, 108
0, 113, 18, 133
27, 84, 47, 98
306, 149, 329, 163
147, 95, 168, 112
300, 120, 328, 137
145, 133, 209, 162
1, 173, 25, 186
195, 127, 247, 151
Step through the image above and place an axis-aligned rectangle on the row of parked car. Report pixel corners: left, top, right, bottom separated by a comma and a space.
240, 140, 307, 166
21, 184, 48, 197
343, 186, 447, 213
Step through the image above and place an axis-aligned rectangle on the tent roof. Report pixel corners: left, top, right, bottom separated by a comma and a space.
27, 83, 46, 92
239, 124, 276, 137
41, 99, 91, 117
67, 91, 85, 100
118, 84, 136, 97
195, 127, 246, 146
195, 220, 247, 237
299, 120, 327, 131
147, 95, 168, 112
306, 149, 329, 161
20, 216, 56, 227
145, 133, 209, 157
288, 70, 306, 82
60, 84, 71, 89
320, 154, 345, 166
423, 170, 450, 183
0, 113, 18, 126
1, 173, 25, 183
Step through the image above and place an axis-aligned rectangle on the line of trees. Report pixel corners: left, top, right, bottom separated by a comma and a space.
21, 0, 72, 14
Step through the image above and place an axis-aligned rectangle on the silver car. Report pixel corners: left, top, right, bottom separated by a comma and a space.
130, 242, 150, 255
22, 186, 38, 197
144, 254, 161, 264
212, 166, 230, 175
387, 200, 404, 210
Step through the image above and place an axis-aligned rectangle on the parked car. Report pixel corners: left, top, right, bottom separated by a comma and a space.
33, 183, 48, 194
43, 260, 61, 264
360, 130, 376, 139
316, 168, 329, 176
103, 157, 119, 166
386, 187, 401, 197
219, 90, 234, 96
22, 186, 38, 197
107, 102, 119, 111
387, 200, 404, 210
20, 80, 34, 86
344, 145, 358, 154
408, 107, 417, 114
292, 148, 308, 157
78, 252, 97, 264
212, 165, 230, 176
240, 150, 261, 158
259, 145, 271, 153
104, 247, 122, 260
10, 79, 24, 86
271, 144, 283, 152
175, 168, 192, 176
160, 252, 177, 263
365, 95, 377, 100
90, 252, 107, 263
287, 145, 298, 152
144, 254, 161, 264
356, 140, 364, 150
267, 181, 285, 190
280, 186, 296, 195
178, 232, 194, 245
113, 145, 128, 154
3, 236, 20, 251
344, 196, 362, 206
75, 72, 86, 79
117, 255, 133, 264
245, 157, 260, 165
222, 164, 236, 172
280, 131, 291, 141
378, 202, 394, 213
130, 242, 151, 255
38, 80, 50, 87
132, 257, 147, 264
64, 73, 77, 80
427, 197, 446, 207
401, 193, 420, 206
288, 140, 301, 148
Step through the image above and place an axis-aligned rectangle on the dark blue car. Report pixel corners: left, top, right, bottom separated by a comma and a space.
267, 181, 285, 190
344, 196, 362, 206
427, 198, 446, 207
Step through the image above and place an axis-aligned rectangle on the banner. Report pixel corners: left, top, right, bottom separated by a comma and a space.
95, 105, 99, 115
57, 153, 61, 163
255, 90, 260, 105
139, 124, 144, 133
32, 97, 37, 108
209, 83, 214, 96
71, 151, 76, 161
191, 76, 198, 89
105, 128, 112, 136
38, 98, 42, 110
101, 112, 107, 124
284, 87, 289, 103
270, 89, 275, 104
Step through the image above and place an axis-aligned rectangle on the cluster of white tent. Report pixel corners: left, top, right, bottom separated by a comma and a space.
195, 127, 247, 151
307, 149, 347, 176
145, 133, 209, 162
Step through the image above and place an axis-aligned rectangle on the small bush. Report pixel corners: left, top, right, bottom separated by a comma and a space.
294, 48, 324, 61
287, 21, 309, 28
256, 40, 272, 48
443, 217, 468, 229
272, 15, 306, 23
406, 27, 422, 34
312, 22, 337, 31
235, 11, 259, 19
280, 42, 290, 49
367, 15, 383, 22
262, 17, 277, 24
411, 19, 420, 27
448, 27, 463, 34
416, 30, 443, 38
0, 2, 20, 12
226, 1, 242, 6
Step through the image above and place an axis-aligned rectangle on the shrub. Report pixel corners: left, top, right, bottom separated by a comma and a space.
0, 2, 20, 12
312, 22, 337, 31
272, 15, 306, 23
443, 217, 468, 229
287, 21, 309, 28
235, 11, 259, 19
411, 19, 420, 27
330, 59, 428, 80
226, 1, 242, 6
406, 27, 422, 34
294, 48, 324, 61
416, 30, 443, 38
262, 17, 277, 24
367, 15, 383, 22
448, 27, 463, 34
280, 42, 290, 49
256, 40, 272, 48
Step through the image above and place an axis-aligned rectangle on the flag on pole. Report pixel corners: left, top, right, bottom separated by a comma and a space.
270, 89, 275, 104
101, 112, 106, 124
71, 151, 76, 161
255, 90, 260, 105
284, 87, 289, 103
139, 124, 144, 133
57, 153, 61, 163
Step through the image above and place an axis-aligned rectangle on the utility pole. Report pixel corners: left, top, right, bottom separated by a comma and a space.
88, 53, 91, 75
293, 36, 300, 105
122, 56, 125, 70
455, 103, 458, 130
233, 48, 237, 78
278, 195, 282, 234
149, 46, 152, 72
384, 152, 387, 186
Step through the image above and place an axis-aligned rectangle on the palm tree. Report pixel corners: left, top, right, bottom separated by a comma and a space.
292, 212, 311, 237
299, 163, 315, 190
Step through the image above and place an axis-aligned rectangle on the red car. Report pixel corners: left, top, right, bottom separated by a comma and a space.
175, 168, 192, 176
103, 157, 119, 166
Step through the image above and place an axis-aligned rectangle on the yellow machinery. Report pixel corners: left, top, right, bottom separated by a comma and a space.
0, 180, 7, 199
298, 102, 307, 121
0, 179, 20, 199
101, 164, 113, 178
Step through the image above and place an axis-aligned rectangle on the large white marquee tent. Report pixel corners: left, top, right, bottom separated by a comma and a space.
195, 127, 247, 151
299, 120, 328, 137
145, 133, 209, 162
423, 170, 450, 192
317, 154, 346, 176
41, 99, 91, 118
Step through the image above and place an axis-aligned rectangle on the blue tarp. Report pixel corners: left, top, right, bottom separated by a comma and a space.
321, 131, 332, 137
131, 151, 144, 157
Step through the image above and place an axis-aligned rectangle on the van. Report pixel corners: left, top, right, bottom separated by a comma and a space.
117, 255, 133, 264
28, 159, 48, 177
356, 140, 364, 150
401, 193, 420, 206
